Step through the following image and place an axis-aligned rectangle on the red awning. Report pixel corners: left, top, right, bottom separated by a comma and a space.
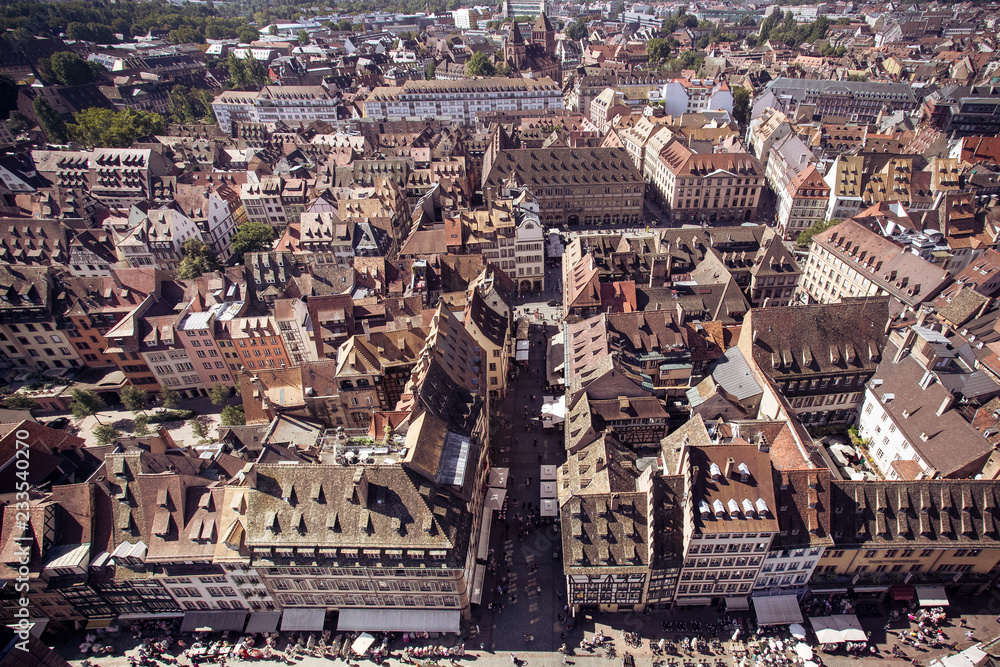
889, 585, 915, 601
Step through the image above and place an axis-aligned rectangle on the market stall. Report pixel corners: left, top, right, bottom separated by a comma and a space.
753, 594, 803, 626
916, 585, 950, 607
808, 615, 866, 644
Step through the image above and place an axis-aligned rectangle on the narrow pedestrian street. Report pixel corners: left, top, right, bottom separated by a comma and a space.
472, 318, 567, 654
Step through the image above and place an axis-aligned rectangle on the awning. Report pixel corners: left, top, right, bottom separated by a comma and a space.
676, 597, 713, 606
471, 563, 486, 605
85, 618, 114, 629
541, 498, 559, 516
477, 505, 493, 560
809, 615, 866, 643
118, 612, 184, 620
889, 584, 915, 601
515, 349, 529, 361
489, 468, 509, 488
245, 611, 282, 633
181, 610, 248, 633
916, 585, 949, 607
753, 594, 803, 625
540, 481, 557, 498
540, 465, 557, 480
726, 597, 750, 610
337, 609, 460, 633
281, 608, 326, 632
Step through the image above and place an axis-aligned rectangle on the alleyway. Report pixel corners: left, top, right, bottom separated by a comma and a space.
470, 320, 567, 653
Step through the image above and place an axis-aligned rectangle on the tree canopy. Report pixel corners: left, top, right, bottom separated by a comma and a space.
646, 38, 671, 65
33, 96, 68, 144
226, 51, 268, 89
220, 404, 245, 426
168, 85, 215, 124
49, 51, 105, 86
69, 107, 165, 148
565, 18, 588, 41
2, 394, 37, 411
70, 388, 106, 423
466, 51, 495, 77
758, 12, 829, 48
230, 220, 276, 262
732, 86, 751, 125
121, 386, 150, 414
178, 238, 221, 279
209, 383, 232, 406
796, 218, 840, 247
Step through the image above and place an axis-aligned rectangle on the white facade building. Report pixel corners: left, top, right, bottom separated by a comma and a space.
364, 77, 563, 126
212, 85, 340, 133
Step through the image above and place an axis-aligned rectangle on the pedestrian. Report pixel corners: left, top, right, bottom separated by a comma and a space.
966, 630, 975, 640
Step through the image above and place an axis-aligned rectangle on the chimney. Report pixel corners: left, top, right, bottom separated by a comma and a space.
618, 395, 629, 412
676, 301, 686, 326
916, 309, 929, 327
724, 457, 735, 478
919, 370, 935, 389
937, 394, 954, 416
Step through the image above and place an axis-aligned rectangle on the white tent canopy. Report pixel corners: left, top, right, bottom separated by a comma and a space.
753, 594, 803, 625
916, 585, 950, 607
352, 633, 376, 655
485, 487, 507, 511
540, 465, 558, 480
809, 615, 866, 644
489, 468, 509, 488
541, 395, 566, 425
540, 481, 557, 498
930, 645, 987, 667
541, 498, 558, 516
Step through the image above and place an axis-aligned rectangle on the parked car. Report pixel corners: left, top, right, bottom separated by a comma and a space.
47, 417, 69, 430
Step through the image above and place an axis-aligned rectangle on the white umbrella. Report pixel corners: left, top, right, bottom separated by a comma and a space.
804, 662, 818, 667
789, 624, 807, 639
352, 633, 376, 655
795, 643, 813, 660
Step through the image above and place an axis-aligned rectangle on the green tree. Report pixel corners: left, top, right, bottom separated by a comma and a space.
230, 220, 276, 262
50, 51, 97, 86
121, 386, 149, 415
209, 383, 232, 406
243, 53, 268, 85
2, 394, 37, 410
93, 424, 121, 446
36, 57, 55, 83
70, 389, 106, 424
466, 51, 495, 77
134, 413, 150, 437
69, 107, 165, 148
646, 38, 671, 65
220, 404, 245, 426
566, 18, 588, 41
337, 19, 354, 32
426, 60, 436, 79
161, 387, 182, 410
0, 74, 16, 120
797, 218, 840, 247
732, 85, 751, 125
238, 26, 259, 43
178, 238, 220, 278
33, 96, 68, 144
298, 29, 310, 45
190, 417, 210, 440
6, 110, 29, 135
